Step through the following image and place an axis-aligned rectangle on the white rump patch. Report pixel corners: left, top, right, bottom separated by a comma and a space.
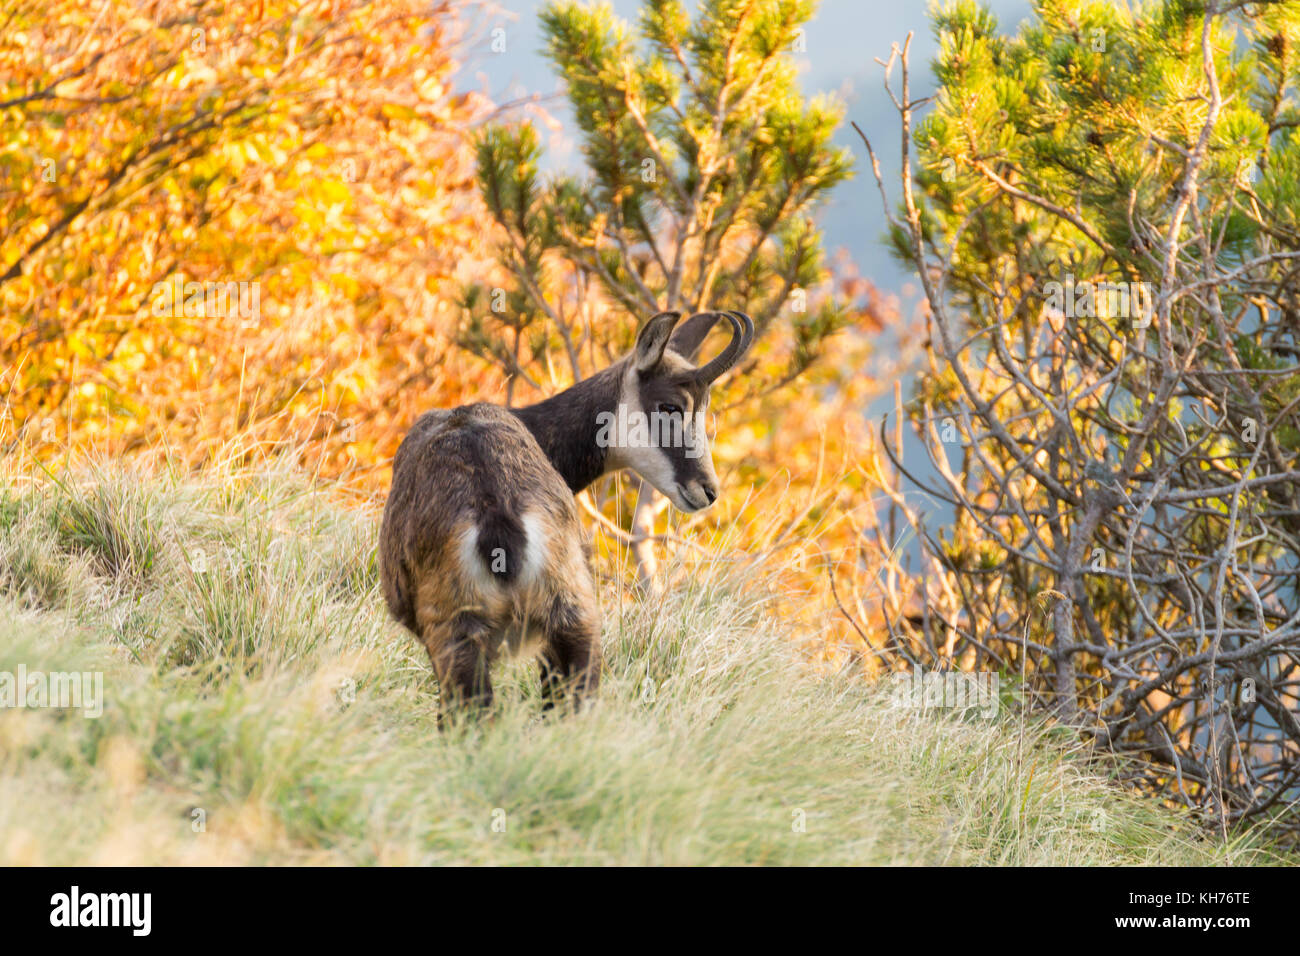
518, 511, 548, 583
456, 510, 549, 591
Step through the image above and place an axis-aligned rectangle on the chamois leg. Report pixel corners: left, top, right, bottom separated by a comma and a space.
425, 614, 494, 720
538, 599, 601, 711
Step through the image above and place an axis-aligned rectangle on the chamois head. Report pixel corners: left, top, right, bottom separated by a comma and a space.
604, 309, 754, 512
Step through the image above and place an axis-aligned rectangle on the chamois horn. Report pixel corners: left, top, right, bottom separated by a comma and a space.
691, 311, 754, 384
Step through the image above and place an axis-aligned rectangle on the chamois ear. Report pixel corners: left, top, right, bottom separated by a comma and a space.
667, 311, 723, 361
633, 311, 682, 372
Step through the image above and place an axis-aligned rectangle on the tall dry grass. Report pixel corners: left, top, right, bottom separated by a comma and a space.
0, 456, 1281, 864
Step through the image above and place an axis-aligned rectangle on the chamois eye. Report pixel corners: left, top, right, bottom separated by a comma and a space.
658, 403, 683, 417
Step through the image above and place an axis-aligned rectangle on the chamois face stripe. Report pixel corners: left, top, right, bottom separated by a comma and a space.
608, 348, 720, 512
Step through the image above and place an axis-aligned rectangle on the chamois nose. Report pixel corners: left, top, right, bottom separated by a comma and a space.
702, 484, 718, 505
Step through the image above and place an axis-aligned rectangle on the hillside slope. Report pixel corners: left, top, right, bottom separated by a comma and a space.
0, 463, 1277, 865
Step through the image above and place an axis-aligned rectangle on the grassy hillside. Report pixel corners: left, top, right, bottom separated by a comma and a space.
0, 461, 1279, 865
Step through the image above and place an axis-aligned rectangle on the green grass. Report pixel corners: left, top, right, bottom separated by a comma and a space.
0, 460, 1282, 864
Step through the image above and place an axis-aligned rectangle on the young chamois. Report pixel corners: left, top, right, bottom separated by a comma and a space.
378, 309, 754, 714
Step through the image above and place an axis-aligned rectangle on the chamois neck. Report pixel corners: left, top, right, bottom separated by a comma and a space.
509, 362, 625, 493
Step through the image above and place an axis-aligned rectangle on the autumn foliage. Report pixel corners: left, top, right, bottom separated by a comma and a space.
1, 0, 492, 474
2, 0, 899, 639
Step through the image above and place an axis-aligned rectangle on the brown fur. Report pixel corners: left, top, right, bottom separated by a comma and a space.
380, 403, 600, 714
379, 311, 753, 718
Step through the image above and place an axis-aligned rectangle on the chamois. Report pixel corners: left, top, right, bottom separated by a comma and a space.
379, 310, 754, 714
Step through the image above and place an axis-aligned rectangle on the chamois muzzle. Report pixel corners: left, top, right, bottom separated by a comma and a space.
692, 311, 754, 384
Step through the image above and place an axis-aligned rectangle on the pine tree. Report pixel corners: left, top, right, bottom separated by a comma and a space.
867, 0, 1300, 837
461, 0, 853, 585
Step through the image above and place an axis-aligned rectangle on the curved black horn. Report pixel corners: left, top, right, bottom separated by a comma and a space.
693, 311, 754, 384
